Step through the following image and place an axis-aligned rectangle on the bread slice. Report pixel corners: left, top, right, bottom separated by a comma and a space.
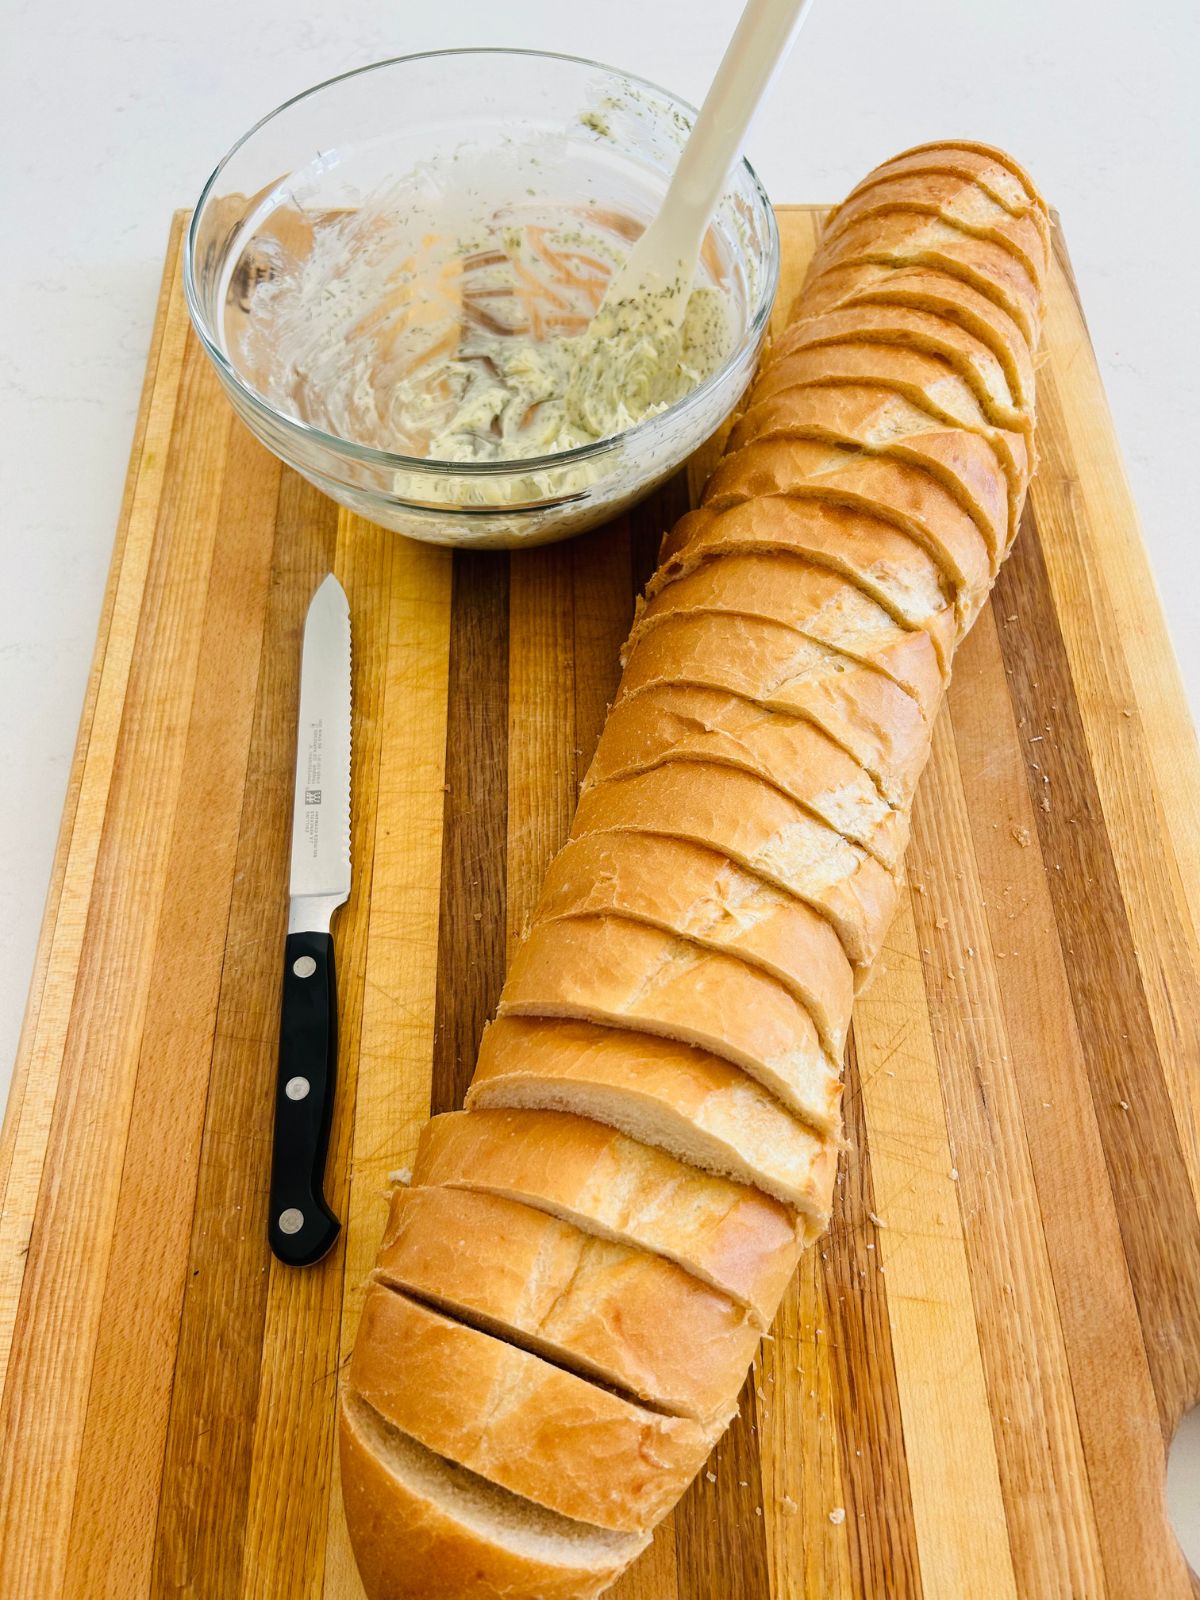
701, 439, 992, 618
788, 267, 1036, 417
860, 141, 1050, 227
805, 212, 1040, 346
412, 1108, 801, 1323
350, 1285, 727, 1531
339, 1390, 645, 1600
467, 1016, 839, 1220
531, 833, 853, 1053
846, 144, 1047, 224
618, 609, 939, 795
722, 387, 1012, 553
770, 305, 1028, 454
744, 345, 1031, 490
628, 552, 948, 707
772, 302, 1030, 446
374, 1184, 761, 1421
570, 762, 898, 966
819, 173, 1048, 286
498, 912, 842, 1131
652, 498, 955, 648
583, 681, 908, 869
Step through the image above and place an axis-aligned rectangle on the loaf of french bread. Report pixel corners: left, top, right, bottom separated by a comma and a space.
340, 141, 1048, 1599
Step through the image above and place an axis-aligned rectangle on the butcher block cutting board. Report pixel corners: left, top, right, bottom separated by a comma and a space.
2, 206, 1200, 1600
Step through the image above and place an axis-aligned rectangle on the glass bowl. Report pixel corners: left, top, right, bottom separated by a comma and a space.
184, 49, 779, 548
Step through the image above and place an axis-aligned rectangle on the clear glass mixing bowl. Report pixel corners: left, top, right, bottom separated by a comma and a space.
185, 49, 779, 548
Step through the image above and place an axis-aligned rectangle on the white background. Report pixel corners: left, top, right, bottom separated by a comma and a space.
2, 0, 1198, 1562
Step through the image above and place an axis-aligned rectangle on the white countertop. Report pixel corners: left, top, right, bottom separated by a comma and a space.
3, 0, 1198, 1559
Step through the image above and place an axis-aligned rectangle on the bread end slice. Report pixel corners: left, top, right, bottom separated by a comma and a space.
340, 1390, 645, 1600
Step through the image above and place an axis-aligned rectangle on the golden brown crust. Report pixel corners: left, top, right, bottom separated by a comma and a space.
498, 912, 843, 1129
701, 439, 991, 628
339, 1392, 644, 1600
695, 419, 1009, 570
569, 761, 899, 967
819, 172, 1048, 287
412, 1109, 801, 1323
654, 497, 955, 644
530, 832, 853, 1054
769, 304, 1027, 444
805, 211, 1041, 345
374, 1185, 761, 1421
583, 681, 907, 868
467, 1016, 839, 1220
349, 1286, 727, 1532
616, 611, 936, 805
628, 550, 950, 703
787, 266, 1036, 415
841, 149, 1046, 230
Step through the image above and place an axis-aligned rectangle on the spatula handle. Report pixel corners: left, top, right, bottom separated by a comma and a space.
268, 930, 341, 1266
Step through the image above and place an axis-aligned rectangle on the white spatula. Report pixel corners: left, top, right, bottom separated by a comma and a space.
567, 0, 816, 433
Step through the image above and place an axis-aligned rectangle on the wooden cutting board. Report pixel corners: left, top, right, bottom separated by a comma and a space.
1, 206, 1199, 1600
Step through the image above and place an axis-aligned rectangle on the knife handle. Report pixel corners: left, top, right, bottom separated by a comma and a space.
269, 930, 341, 1266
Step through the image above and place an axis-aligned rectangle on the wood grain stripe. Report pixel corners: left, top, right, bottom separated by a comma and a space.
996, 508, 1200, 1433
150, 468, 340, 1599
950, 602, 1193, 1597
822, 1040, 925, 1599
0, 212, 188, 1216
675, 1372, 771, 1600
0, 243, 193, 1394
908, 697, 1105, 1597
1026, 349, 1200, 1223
62, 416, 282, 1599
852, 890, 1019, 1600
237, 504, 393, 1600
758, 1257, 854, 1598
0, 332, 234, 1600
430, 553, 510, 1117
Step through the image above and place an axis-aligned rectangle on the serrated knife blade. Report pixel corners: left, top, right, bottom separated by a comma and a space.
269, 573, 352, 1268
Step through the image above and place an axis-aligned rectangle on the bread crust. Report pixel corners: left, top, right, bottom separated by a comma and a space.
654, 497, 955, 646
584, 681, 907, 868
467, 1016, 839, 1219
805, 211, 1041, 345
722, 387, 1012, 552
617, 608, 940, 791
412, 1108, 801, 1323
499, 912, 843, 1130
339, 1392, 644, 1600
628, 550, 948, 705
349, 1286, 727, 1531
788, 266, 1036, 415
570, 761, 899, 966
374, 1185, 761, 1421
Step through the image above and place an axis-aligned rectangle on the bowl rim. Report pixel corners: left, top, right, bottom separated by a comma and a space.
183, 46, 780, 482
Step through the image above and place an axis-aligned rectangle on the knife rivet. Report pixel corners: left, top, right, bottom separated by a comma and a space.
285, 1076, 311, 1101
293, 955, 317, 978
278, 1208, 305, 1235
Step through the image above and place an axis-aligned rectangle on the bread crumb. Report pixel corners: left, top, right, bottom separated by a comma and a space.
781, 1495, 798, 1516
706, 1471, 717, 1483
388, 1167, 413, 1186
1119, 1099, 1131, 1111
869, 1212, 887, 1227
830, 1507, 846, 1525
950, 1167, 959, 1181
1010, 825, 1031, 846
755, 1506, 763, 1517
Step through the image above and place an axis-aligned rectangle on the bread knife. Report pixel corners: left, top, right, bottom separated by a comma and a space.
269, 573, 352, 1267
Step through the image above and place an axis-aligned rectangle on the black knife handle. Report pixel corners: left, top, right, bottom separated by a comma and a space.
268, 930, 341, 1266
